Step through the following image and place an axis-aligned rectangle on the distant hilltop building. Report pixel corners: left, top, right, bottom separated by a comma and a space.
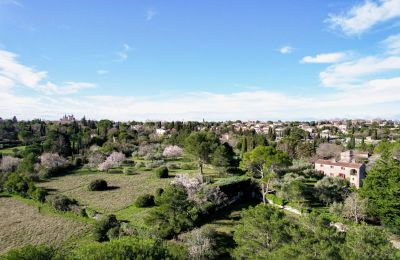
315, 150, 368, 188
60, 114, 76, 123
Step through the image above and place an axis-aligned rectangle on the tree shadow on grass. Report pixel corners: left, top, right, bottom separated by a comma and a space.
105, 186, 120, 191
0, 193, 11, 198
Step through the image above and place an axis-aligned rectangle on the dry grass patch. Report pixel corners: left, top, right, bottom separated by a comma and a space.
37, 170, 172, 213
0, 197, 88, 254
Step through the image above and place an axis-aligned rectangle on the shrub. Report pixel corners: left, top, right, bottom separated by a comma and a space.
69, 236, 176, 259
123, 167, 136, 175
135, 194, 155, 208
88, 179, 108, 191
145, 160, 164, 170
50, 195, 78, 211
107, 168, 123, 174
30, 187, 47, 202
1, 244, 54, 260
93, 214, 120, 242
156, 167, 169, 178
181, 163, 197, 170
266, 194, 287, 206
4, 172, 30, 195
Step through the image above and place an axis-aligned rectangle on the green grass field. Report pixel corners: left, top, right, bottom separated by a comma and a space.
0, 145, 26, 155
37, 168, 173, 214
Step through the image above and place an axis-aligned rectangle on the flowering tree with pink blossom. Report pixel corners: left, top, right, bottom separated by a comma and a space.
98, 152, 126, 171
39, 153, 68, 170
87, 152, 106, 168
0, 156, 21, 173
163, 145, 183, 158
172, 174, 227, 211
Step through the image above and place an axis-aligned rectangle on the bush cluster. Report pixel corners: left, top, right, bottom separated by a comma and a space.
135, 194, 155, 208
155, 167, 169, 178
93, 214, 121, 242
88, 179, 108, 191
50, 195, 78, 211
3, 172, 47, 202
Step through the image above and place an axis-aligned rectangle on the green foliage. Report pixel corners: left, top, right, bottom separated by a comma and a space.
123, 167, 135, 175
266, 194, 287, 206
360, 156, 400, 233
213, 176, 250, 186
233, 204, 293, 258
181, 162, 197, 170
185, 131, 219, 173
67, 236, 182, 260
93, 214, 120, 242
87, 179, 108, 191
4, 172, 30, 195
50, 195, 78, 212
314, 176, 349, 205
146, 184, 198, 238
240, 145, 292, 178
135, 194, 155, 208
1, 244, 54, 260
155, 166, 169, 178
342, 225, 398, 259
3, 172, 47, 202
16, 153, 36, 175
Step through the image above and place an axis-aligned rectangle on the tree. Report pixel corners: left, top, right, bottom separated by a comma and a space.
211, 143, 235, 175
162, 145, 183, 158
314, 176, 348, 205
342, 225, 397, 259
316, 143, 342, 159
98, 152, 126, 171
276, 173, 307, 206
185, 132, 219, 174
342, 192, 368, 223
68, 236, 180, 259
184, 227, 216, 260
146, 184, 198, 238
240, 146, 291, 204
39, 153, 67, 170
360, 155, 400, 233
233, 204, 293, 258
0, 156, 21, 173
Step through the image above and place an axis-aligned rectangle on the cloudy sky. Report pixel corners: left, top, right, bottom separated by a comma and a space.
1, 0, 400, 121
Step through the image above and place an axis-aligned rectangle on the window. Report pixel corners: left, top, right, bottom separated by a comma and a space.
339, 173, 346, 179
341, 167, 345, 170
350, 169, 357, 176
330, 166, 334, 169
320, 164, 323, 167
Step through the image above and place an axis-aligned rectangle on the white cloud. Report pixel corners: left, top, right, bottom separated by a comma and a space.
97, 69, 109, 75
0, 49, 95, 95
146, 8, 157, 21
38, 81, 95, 95
278, 45, 293, 54
114, 44, 131, 62
301, 52, 348, 63
0, 0, 23, 8
327, 0, 400, 36
382, 34, 400, 54
320, 55, 400, 87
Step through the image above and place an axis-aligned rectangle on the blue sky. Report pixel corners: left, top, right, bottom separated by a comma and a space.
1, 0, 400, 121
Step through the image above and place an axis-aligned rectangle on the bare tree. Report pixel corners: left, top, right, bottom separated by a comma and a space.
0, 156, 21, 173
316, 143, 343, 160
342, 193, 368, 223
184, 227, 216, 260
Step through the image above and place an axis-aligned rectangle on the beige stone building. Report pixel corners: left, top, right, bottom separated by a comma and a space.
315, 150, 367, 188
